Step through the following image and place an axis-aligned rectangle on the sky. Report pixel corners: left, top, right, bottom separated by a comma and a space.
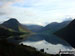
0, 0, 75, 26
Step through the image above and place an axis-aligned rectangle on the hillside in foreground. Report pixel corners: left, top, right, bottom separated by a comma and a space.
0, 39, 53, 56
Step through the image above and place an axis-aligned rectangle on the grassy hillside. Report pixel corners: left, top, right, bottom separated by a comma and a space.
19, 24, 30, 33
0, 25, 26, 37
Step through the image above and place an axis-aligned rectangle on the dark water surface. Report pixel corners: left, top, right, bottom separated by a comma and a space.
7, 33, 71, 47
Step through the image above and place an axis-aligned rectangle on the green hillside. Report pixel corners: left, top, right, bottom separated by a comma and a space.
0, 25, 26, 37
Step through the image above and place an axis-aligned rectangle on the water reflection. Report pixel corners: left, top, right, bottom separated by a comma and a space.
22, 33, 70, 46
1, 33, 71, 46
21, 33, 73, 54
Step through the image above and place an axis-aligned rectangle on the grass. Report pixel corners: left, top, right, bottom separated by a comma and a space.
19, 25, 27, 32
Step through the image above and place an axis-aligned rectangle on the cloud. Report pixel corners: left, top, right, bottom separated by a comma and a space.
0, 0, 24, 15
0, 0, 75, 26
0, 0, 22, 2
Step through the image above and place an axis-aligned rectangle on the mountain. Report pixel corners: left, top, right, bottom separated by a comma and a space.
25, 25, 43, 32
39, 21, 71, 33
2, 18, 30, 33
55, 19, 75, 48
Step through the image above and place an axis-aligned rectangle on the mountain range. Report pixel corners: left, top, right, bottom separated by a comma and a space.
39, 20, 71, 33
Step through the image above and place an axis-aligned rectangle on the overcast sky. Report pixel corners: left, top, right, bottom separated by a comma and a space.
0, 0, 75, 26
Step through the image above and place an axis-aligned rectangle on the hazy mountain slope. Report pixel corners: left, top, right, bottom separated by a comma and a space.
39, 21, 71, 33
55, 19, 75, 48
25, 25, 43, 32
2, 18, 30, 33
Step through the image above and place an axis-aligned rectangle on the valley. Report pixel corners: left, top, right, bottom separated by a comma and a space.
0, 18, 75, 56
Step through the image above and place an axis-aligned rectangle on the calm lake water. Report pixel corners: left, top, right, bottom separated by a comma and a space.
21, 33, 73, 54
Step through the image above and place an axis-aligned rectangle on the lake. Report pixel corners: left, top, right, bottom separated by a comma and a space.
19, 33, 73, 54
